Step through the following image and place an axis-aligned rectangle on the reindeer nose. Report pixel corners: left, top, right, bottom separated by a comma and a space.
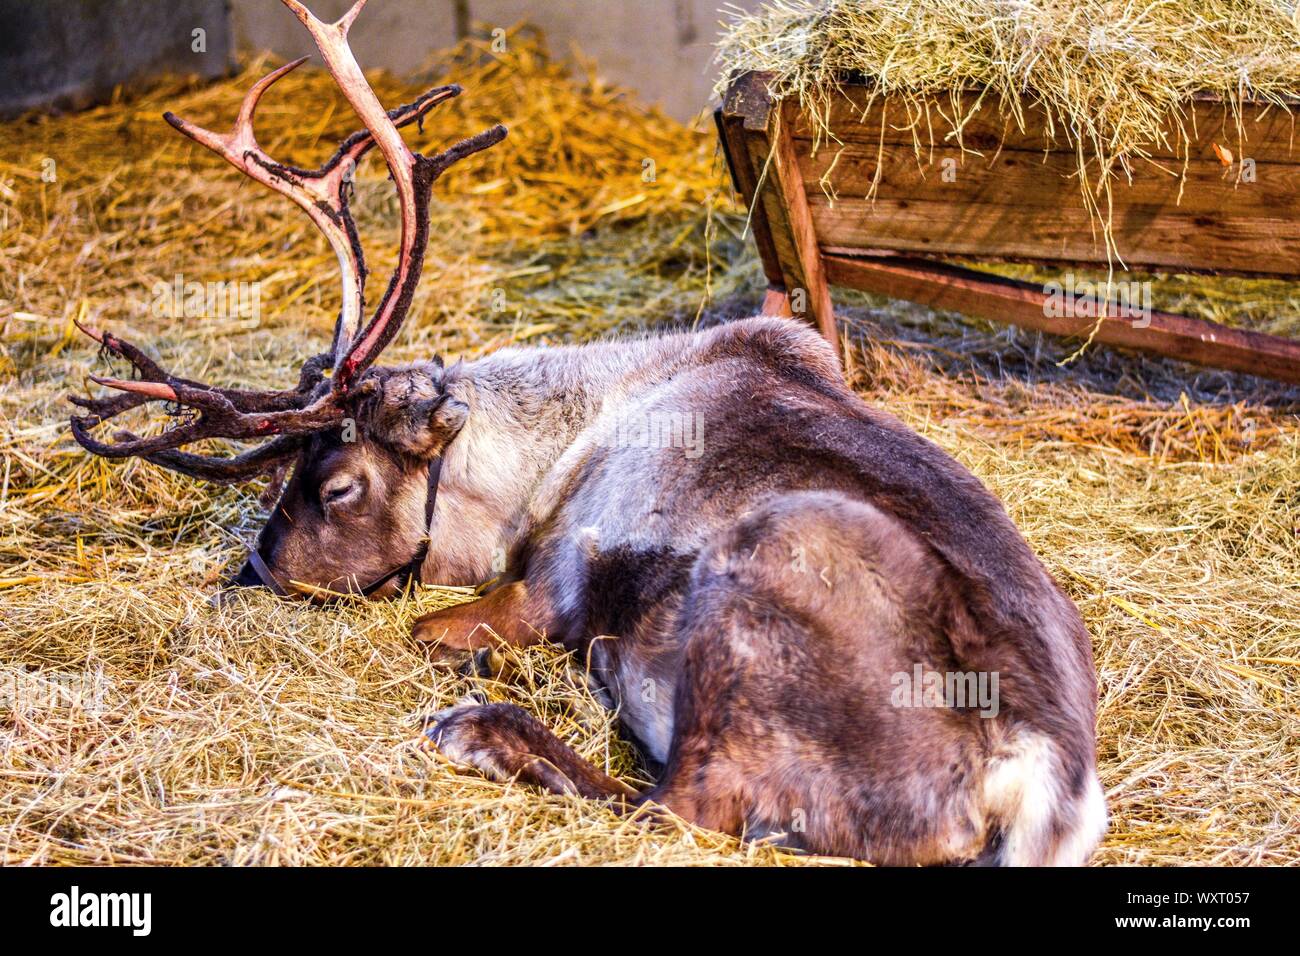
207, 556, 273, 608
219, 548, 290, 599
229, 558, 267, 590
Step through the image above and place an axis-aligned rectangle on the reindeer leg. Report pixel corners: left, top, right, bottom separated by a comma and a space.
421, 700, 636, 801
412, 580, 552, 653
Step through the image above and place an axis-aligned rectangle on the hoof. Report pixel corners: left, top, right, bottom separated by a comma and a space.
417, 692, 488, 754
424, 642, 474, 669
462, 646, 514, 680
416, 695, 502, 773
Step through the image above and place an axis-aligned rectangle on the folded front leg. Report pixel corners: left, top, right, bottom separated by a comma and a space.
422, 700, 636, 801
411, 580, 552, 651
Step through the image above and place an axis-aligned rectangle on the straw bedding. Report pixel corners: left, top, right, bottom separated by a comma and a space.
1, 28, 1297, 865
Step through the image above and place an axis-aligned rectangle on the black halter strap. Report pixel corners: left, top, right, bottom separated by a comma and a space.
245, 455, 444, 598
245, 546, 288, 597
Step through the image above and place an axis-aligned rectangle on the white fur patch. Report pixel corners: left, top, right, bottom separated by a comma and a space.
1051, 773, 1108, 867
981, 731, 1106, 866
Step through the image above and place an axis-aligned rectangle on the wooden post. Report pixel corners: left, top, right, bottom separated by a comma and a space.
718, 74, 837, 348
760, 285, 794, 317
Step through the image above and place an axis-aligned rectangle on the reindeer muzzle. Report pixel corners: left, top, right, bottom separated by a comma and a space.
230, 549, 289, 596
221, 453, 446, 601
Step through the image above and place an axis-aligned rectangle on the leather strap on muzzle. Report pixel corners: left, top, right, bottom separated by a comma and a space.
244, 453, 445, 599
244, 547, 288, 597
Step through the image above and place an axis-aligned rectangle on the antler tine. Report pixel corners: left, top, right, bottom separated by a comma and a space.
281, 1, 411, 184
335, 116, 504, 381
142, 436, 303, 485
165, 54, 365, 351
280, 0, 419, 391
281, 0, 506, 390
167, 49, 464, 369
70, 381, 348, 459
426, 122, 508, 178
317, 81, 462, 364
68, 316, 345, 469
74, 320, 327, 415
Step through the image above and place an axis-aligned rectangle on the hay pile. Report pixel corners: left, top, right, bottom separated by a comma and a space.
1, 28, 1298, 865
717, 0, 1300, 281
717, 1, 1300, 130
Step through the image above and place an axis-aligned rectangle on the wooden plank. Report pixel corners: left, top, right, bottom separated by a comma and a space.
760, 286, 794, 317
824, 253, 1300, 384
720, 75, 838, 349
796, 140, 1300, 275
796, 139, 1298, 220
808, 195, 1300, 276
716, 75, 1300, 383
738, 99, 837, 343
716, 75, 785, 289
790, 88, 1300, 164
784, 83, 1300, 277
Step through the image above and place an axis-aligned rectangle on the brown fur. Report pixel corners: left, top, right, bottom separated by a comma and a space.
240, 317, 1107, 864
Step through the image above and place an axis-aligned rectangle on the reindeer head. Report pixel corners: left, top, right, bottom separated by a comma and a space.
69, 0, 504, 598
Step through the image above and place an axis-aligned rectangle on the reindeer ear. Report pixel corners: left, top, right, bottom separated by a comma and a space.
367, 364, 467, 459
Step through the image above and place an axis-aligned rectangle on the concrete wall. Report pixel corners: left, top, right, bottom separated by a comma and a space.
0, 0, 233, 117
229, 0, 758, 121
0, 0, 755, 122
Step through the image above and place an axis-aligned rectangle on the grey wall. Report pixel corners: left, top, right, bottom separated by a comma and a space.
0, 0, 233, 117
229, 0, 755, 121
0, 0, 754, 122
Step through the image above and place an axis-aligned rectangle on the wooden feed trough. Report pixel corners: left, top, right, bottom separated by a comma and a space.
715, 73, 1300, 385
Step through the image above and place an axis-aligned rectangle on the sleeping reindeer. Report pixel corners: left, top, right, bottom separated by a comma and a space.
70, 0, 1105, 865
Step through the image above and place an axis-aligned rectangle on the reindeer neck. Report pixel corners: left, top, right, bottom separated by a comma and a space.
422, 334, 680, 585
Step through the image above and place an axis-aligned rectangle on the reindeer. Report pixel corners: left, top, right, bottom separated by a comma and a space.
70, 0, 1106, 865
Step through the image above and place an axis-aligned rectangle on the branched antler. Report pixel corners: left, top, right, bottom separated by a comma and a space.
69, 0, 506, 482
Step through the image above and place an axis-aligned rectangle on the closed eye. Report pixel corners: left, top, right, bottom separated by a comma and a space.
320, 478, 362, 510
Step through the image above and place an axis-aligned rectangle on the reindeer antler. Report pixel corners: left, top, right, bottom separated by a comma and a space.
69, 0, 506, 482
